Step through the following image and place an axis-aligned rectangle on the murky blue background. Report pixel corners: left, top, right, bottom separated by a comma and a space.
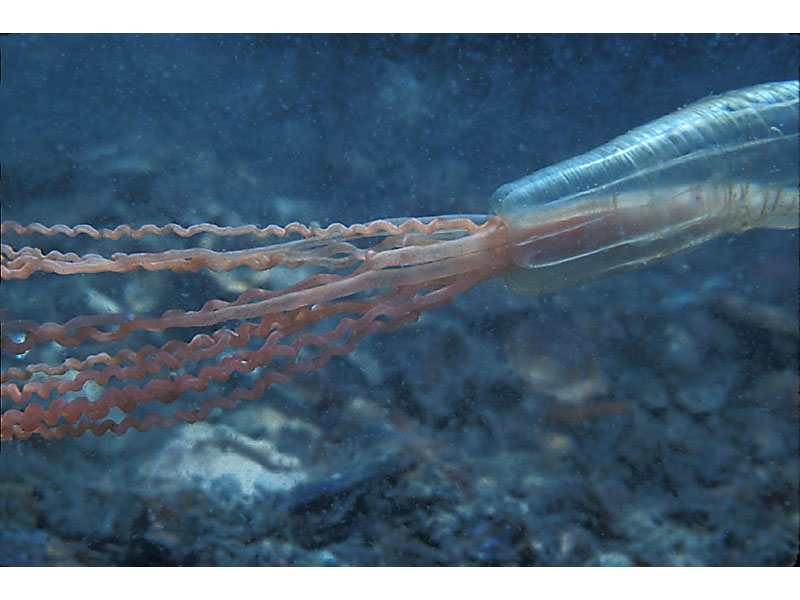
1, 34, 797, 565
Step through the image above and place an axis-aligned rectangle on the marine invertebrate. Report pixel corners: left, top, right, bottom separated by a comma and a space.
2, 81, 797, 441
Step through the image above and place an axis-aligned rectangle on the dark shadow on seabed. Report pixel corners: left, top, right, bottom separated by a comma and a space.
0, 34, 798, 565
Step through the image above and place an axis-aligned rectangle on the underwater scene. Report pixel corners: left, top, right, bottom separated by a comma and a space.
0, 34, 798, 566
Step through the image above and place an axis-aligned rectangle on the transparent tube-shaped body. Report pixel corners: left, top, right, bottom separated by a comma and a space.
492, 81, 799, 294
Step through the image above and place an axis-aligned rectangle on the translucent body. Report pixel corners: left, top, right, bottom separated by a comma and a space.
492, 81, 799, 294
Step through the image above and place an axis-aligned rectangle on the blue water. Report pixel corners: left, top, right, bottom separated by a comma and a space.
0, 34, 797, 565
